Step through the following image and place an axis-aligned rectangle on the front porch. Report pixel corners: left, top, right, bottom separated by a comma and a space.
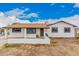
3, 28, 50, 44
4, 28, 46, 39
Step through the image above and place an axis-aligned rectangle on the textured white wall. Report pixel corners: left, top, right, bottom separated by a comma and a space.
36, 28, 40, 37
8, 28, 24, 37
46, 22, 76, 38
7, 38, 50, 44
8, 28, 41, 38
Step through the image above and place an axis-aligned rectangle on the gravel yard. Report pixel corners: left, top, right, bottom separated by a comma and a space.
0, 38, 79, 56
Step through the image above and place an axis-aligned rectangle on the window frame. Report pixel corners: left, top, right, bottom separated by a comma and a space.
27, 28, 36, 34
51, 27, 58, 33
64, 27, 71, 33
12, 28, 21, 32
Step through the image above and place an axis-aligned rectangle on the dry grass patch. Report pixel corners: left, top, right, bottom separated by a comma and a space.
1, 38, 79, 56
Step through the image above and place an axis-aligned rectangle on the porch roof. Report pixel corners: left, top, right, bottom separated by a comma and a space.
5, 23, 48, 28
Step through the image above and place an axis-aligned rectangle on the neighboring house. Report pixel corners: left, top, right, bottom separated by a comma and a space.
0, 28, 4, 36
3, 21, 77, 39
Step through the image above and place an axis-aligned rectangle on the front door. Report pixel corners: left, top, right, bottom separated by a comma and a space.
40, 28, 44, 37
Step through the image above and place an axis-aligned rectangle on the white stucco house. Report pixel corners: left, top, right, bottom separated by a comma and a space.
1, 21, 78, 44
46, 21, 77, 38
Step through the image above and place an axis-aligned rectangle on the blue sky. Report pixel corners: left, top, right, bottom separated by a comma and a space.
0, 3, 79, 22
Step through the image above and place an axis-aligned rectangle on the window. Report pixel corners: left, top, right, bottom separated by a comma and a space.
64, 27, 71, 33
12, 28, 21, 32
27, 28, 36, 34
52, 27, 58, 33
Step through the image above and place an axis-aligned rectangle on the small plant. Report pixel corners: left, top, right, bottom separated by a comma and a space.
76, 33, 79, 39
77, 33, 79, 36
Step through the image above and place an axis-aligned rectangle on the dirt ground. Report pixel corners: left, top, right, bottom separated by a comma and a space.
0, 38, 79, 56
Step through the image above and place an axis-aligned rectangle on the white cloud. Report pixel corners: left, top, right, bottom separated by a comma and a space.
0, 12, 31, 28
16, 18, 30, 23
50, 4, 65, 8
59, 15, 79, 27
56, 15, 79, 27
50, 3, 55, 6
24, 8, 29, 11
0, 12, 5, 16
60, 5, 65, 8
5, 8, 29, 17
53, 15, 79, 27
74, 3, 79, 8
0, 8, 39, 27
0, 12, 16, 27
4, 8, 39, 19
33, 19, 56, 23
25, 13, 38, 18
36, 15, 79, 27
1, 7, 79, 28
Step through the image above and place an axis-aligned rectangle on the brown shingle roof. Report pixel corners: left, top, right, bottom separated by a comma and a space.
5, 21, 77, 28
48, 21, 77, 27
5, 23, 48, 28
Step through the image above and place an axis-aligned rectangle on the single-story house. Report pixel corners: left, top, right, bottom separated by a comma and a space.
1, 20, 78, 44
3, 21, 78, 39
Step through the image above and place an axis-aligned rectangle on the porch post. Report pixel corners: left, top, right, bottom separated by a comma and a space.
24, 28, 27, 39
44, 29, 47, 37
4, 28, 7, 39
